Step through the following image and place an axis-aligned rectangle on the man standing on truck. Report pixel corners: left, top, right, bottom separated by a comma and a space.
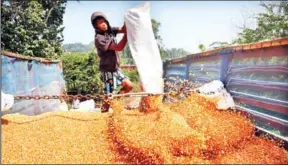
91, 12, 133, 112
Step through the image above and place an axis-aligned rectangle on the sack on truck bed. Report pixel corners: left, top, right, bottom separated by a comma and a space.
196, 80, 235, 110
1, 91, 14, 112
71, 99, 95, 112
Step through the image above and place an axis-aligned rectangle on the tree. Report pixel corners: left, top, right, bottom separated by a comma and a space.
198, 44, 206, 52
121, 45, 134, 65
63, 42, 94, 53
208, 41, 231, 49
234, 1, 288, 44
1, 0, 67, 58
166, 48, 189, 59
160, 48, 169, 60
151, 19, 163, 47
151, 19, 170, 60
60, 51, 103, 95
205, 1, 288, 48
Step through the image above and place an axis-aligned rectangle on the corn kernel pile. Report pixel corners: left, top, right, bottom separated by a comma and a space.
2, 94, 288, 164
2, 112, 116, 164
214, 136, 288, 164
170, 94, 255, 156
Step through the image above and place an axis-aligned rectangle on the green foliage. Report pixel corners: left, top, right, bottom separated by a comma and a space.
122, 69, 141, 92
60, 51, 103, 94
209, 41, 232, 49
166, 48, 189, 59
151, 19, 162, 43
234, 1, 288, 44
198, 44, 206, 52
151, 19, 167, 60
1, 0, 67, 58
120, 45, 135, 65
202, 1, 288, 50
122, 70, 140, 83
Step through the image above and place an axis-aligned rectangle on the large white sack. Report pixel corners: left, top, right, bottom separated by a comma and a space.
1, 91, 14, 112
196, 80, 235, 110
124, 2, 164, 93
73, 99, 95, 112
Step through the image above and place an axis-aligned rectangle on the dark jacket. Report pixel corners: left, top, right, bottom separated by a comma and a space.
91, 12, 120, 72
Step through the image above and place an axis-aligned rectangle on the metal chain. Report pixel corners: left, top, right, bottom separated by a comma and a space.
14, 94, 105, 101
13, 89, 197, 101
13, 79, 198, 101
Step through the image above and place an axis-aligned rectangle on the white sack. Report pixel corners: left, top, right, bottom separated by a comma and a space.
72, 99, 95, 112
196, 80, 235, 110
124, 2, 164, 93
1, 91, 14, 112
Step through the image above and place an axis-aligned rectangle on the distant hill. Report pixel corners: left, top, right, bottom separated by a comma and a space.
63, 41, 94, 53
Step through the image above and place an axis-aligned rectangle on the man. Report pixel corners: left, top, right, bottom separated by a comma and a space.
91, 12, 133, 112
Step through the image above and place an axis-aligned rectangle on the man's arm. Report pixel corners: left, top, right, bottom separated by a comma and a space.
95, 32, 127, 52
108, 34, 127, 51
117, 24, 126, 34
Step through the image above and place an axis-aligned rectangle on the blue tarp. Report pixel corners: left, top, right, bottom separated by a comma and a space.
1, 54, 66, 115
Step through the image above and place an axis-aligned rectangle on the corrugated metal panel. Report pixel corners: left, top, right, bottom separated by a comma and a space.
163, 38, 288, 139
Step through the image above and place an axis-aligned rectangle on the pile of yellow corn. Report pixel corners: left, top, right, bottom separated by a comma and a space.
2, 94, 288, 164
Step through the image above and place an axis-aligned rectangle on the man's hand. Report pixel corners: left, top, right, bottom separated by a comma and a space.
122, 23, 127, 33
108, 32, 127, 51
118, 23, 126, 34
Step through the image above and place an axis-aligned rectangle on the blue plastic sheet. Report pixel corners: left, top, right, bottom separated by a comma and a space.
1, 55, 66, 115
